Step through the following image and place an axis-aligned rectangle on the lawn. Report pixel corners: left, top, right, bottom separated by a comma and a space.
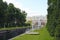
0, 27, 29, 30
12, 27, 54, 40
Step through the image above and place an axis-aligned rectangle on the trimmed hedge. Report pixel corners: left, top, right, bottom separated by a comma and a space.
47, 0, 60, 40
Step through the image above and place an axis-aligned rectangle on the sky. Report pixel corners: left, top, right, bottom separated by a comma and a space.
3, 0, 48, 17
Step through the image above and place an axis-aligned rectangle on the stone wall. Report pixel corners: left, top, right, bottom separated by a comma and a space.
0, 27, 30, 40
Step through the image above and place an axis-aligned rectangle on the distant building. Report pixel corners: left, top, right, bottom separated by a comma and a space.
26, 16, 47, 30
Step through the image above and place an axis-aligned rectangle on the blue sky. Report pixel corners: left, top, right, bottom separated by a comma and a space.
3, 0, 48, 17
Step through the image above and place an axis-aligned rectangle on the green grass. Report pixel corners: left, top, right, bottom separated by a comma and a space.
12, 27, 54, 40
0, 27, 28, 30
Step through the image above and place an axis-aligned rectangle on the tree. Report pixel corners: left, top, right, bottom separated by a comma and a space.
47, 0, 57, 36
0, 0, 8, 28
47, 0, 60, 40
7, 3, 15, 27
7, 3, 27, 27
0, 0, 27, 28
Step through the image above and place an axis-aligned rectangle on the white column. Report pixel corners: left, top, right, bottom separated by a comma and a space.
38, 20, 41, 29
32, 19, 34, 30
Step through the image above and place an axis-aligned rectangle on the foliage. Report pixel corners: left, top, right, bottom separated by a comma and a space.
0, 0, 27, 28
25, 20, 32, 26
47, 0, 57, 36
47, 0, 60, 40
0, 0, 8, 27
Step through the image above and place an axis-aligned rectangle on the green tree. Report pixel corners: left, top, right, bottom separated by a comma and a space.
7, 3, 15, 27
0, 0, 27, 28
7, 3, 27, 27
0, 0, 8, 28
47, 0, 60, 40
